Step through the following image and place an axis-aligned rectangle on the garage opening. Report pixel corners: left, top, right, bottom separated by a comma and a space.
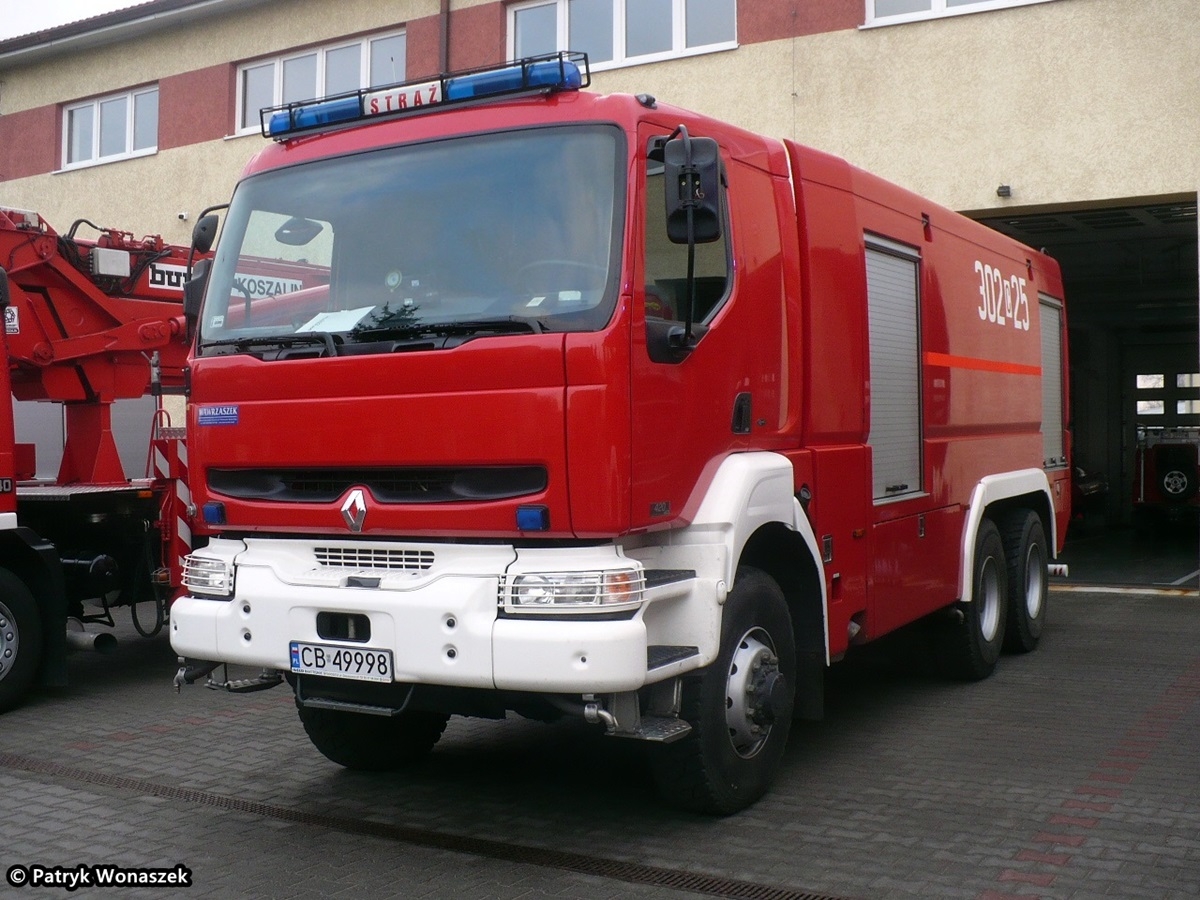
975, 195, 1198, 588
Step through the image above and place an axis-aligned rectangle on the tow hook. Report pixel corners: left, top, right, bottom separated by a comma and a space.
583, 700, 617, 730
173, 658, 220, 692
173, 658, 284, 694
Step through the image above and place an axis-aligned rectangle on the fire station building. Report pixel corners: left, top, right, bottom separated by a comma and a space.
0, 0, 1196, 532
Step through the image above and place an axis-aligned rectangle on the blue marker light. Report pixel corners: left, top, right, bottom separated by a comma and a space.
516, 505, 551, 532
202, 501, 227, 525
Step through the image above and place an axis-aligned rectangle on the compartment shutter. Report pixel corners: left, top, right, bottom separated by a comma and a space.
866, 241, 922, 501
1039, 297, 1066, 468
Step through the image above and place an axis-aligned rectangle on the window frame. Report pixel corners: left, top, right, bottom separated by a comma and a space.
507, 0, 737, 72
61, 86, 158, 170
234, 30, 407, 136
863, 0, 1059, 28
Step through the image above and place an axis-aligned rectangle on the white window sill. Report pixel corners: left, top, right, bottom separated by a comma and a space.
587, 40, 738, 74
861, 0, 1058, 29
56, 147, 157, 173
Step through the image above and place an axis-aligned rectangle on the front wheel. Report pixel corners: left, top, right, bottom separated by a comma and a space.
650, 567, 796, 814
0, 569, 43, 714
297, 704, 449, 771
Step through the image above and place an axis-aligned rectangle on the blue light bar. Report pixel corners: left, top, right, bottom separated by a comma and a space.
445, 58, 583, 101
263, 52, 589, 140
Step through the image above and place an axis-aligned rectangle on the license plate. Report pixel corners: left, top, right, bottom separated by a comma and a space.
289, 641, 393, 683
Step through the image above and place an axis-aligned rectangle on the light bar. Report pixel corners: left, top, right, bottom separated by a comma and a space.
263, 52, 589, 140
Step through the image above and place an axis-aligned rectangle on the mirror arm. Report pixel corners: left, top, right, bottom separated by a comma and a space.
683, 220, 696, 343
668, 124, 698, 343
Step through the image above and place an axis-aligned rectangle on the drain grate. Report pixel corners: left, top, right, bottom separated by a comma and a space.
1, 752, 851, 900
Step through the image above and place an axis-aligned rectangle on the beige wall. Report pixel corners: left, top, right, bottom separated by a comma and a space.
1, 138, 255, 246
591, 0, 1200, 213
2, 0, 1197, 239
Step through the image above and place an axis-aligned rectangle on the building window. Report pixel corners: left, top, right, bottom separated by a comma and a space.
509, 0, 736, 70
237, 32, 406, 134
62, 87, 158, 168
865, 0, 1058, 27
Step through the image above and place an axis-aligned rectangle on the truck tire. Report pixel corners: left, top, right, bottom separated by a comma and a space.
297, 705, 449, 771
1160, 468, 1197, 502
936, 518, 1007, 681
1000, 510, 1047, 654
1156, 446, 1198, 502
650, 567, 795, 814
0, 569, 43, 714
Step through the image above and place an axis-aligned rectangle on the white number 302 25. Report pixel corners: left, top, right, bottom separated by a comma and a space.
975, 260, 1030, 331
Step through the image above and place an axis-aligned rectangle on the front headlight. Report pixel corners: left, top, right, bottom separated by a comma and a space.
182, 554, 235, 598
506, 569, 643, 613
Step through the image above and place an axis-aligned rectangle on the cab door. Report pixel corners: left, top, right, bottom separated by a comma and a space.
628, 122, 785, 532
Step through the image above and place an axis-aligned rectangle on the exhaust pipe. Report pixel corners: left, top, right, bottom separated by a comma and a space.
65, 629, 118, 654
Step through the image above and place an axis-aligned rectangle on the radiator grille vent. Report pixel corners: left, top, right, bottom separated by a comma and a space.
314, 547, 434, 571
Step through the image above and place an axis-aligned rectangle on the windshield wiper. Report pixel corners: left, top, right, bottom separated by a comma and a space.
200, 331, 341, 357
353, 316, 546, 340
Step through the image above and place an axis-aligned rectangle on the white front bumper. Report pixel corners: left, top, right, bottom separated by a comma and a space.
169, 537, 650, 693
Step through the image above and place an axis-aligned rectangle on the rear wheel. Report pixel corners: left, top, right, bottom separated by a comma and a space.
297, 705, 449, 771
650, 567, 796, 814
0, 569, 42, 714
937, 518, 1007, 681
1001, 511, 1048, 653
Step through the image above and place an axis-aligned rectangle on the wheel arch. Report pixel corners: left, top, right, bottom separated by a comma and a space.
959, 469, 1054, 606
685, 452, 828, 660
740, 518, 828, 667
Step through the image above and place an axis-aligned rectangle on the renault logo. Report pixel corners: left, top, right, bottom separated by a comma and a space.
341, 489, 367, 533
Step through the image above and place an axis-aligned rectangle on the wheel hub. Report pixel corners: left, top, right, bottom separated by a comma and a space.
0, 600, 18, 682
725, 628, 784, 759
978, 556, 1001, 643
1024, 541, 1045, 618
1163, 470, 1189, 495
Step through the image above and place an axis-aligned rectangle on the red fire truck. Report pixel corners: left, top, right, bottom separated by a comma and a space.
0, 206, 197, 712
171, 54, 1070, 813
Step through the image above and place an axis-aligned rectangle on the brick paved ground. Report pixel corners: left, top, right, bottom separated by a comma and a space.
1, 588, 1197, 899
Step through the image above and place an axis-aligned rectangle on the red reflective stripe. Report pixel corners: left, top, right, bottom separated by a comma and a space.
925, 351, 1041, 377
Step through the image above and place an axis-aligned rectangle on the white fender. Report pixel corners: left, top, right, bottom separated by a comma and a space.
684, 452, 829, 658
959, 468, 1056, 604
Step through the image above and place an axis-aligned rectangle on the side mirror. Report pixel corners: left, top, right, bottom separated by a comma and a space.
192, 214, 219, 255
184, 257, 211, 336
0, 267, 9, 310
663, 134, 721, 245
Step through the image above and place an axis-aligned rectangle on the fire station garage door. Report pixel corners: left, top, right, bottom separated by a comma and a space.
977, 197, 1198, 528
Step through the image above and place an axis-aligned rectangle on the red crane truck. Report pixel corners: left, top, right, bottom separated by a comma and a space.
171, 54, 1070, 813
0, 206, 195, 712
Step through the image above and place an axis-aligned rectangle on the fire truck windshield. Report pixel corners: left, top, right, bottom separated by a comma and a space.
197, 125, 624, 353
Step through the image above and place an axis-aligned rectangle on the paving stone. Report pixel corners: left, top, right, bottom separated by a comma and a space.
1, 592, 1199, 898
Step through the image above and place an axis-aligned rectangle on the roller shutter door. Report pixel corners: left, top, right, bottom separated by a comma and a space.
1039, 296, 1066, 468
866, 238, 922, 501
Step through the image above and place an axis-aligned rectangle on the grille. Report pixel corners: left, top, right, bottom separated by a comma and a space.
208, 466, 546, 503
314, 547, 434, 571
